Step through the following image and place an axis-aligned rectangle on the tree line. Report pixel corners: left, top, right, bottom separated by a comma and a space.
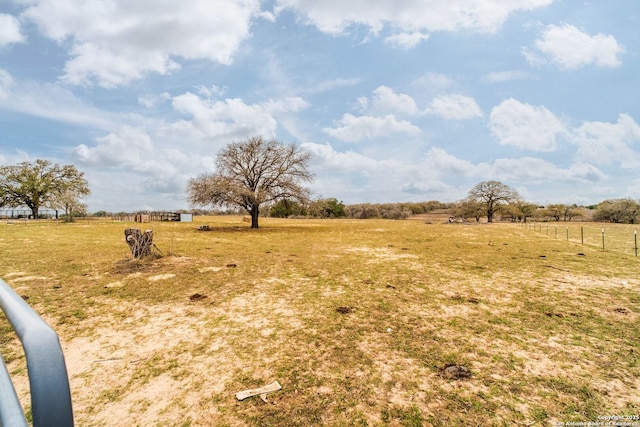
3, 136, 640, 226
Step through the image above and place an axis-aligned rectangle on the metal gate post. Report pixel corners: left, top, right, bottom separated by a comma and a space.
0, 278, 74, 427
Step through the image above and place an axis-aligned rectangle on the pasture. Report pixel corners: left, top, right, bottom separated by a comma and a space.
0, 216, 638, 426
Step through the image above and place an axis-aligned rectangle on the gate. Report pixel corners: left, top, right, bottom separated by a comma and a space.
0, 278, 74, 426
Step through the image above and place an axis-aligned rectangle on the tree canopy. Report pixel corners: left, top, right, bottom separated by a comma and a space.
593, 199, 640, 224
0, 159, 90, 218
187, 136, 314, 228
466, 180, 520, 222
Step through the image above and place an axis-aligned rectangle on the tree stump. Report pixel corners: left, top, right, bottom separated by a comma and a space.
125, 228, 154, 259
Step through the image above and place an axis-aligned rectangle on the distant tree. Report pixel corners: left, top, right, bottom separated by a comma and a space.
187, 136, 314, 228
0, 159, 90, 219
511, 199, 538, 222
454, 199, 485, 222
269, 199, 306, 218
593, 199, 640, 224
345, 203, 380, 219
466, 180, 520, 223
542, 204, 578, 222
308, 198, 346, 218
48, 186, 90, 222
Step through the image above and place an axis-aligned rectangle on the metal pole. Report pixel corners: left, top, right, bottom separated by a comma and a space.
602, 228, 605, 250
635, 231, 638, 257
581, 226, 584, 245
0, 279, 74, 427
566, 227, 569, 241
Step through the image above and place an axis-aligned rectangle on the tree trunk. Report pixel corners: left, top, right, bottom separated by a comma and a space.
31, 207, 38, 219
250, 205, 259, 228
125, 228, 154, 258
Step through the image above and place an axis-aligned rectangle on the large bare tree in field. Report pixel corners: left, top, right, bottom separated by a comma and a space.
187, 136, 314, 228
466, 180, 520, 223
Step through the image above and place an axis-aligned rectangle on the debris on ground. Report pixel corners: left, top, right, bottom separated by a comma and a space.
236, 381, 282, 403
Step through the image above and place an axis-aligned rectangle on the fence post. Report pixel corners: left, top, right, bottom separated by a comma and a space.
635, 231, 638, 257
581, 226, 584, 245
602, 228, 605, 251
566, 227, 569, 241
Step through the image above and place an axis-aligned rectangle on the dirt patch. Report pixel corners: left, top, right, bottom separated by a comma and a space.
147, 273, 176, 281
57, 300, 240, 426
344, 246, 418, 262
198, 266, 222, 273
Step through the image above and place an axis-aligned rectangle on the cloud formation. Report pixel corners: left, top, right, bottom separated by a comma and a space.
72, 126, 153, 167
489, 98, 566, 151
323, 114, 421, 142
384, 31, 430, 49
0, 14, 24, 46
572, 114, 640, 168
275, 0, 553, 35
20, 0, 261, 87
524, 24, 625, 69
164, 92, 309, 142
427, 94, 483, 120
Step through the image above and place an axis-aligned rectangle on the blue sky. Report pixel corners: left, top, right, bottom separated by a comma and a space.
0, 0, 638, 212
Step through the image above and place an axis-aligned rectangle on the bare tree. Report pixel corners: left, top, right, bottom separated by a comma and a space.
187, 136, 314, 228
466, 180, 520, 223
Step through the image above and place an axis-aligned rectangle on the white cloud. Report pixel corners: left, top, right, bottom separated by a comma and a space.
482, 70, 530, 83
71, 126, 153, 167
0, 72, 118, 129
370, 86, 419, 115
304, 77, 361, 94
163, 92, 309, 142
0, 68, 14, 100
323, 113, 421, 142
385, 31, 429, 49
524, 24, 625, 69
572, 114, 640, 168
262, 97, 310, 114
424, 147, 490, 176
427, 94, 483, 120
400, 180, 454, 195
275, 0, 553, 36
138, 92, 171, 109
423, 147, 605, 184
301, 142, 380, 172
489, 98, 566, 151
0, 14, 24, 47
196, 85, 227, 98
21, 0, 261, 87
492, 157, 605, 183
413, 72, 455, 92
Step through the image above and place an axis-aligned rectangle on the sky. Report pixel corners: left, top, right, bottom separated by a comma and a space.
0, 0, 639, 212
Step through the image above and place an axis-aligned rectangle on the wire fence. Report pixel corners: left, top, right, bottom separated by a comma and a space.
520, 221, 639, 257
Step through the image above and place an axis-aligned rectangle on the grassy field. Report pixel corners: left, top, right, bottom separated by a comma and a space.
0, 216, 638, 426
523, 221, 640, 257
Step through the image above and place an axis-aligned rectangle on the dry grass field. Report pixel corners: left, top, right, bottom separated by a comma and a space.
0, 216, 638, 426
